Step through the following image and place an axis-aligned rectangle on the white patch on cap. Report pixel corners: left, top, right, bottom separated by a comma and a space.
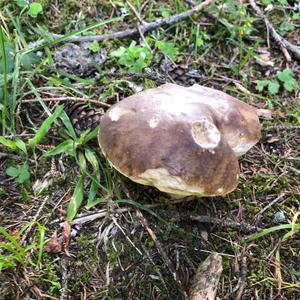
108, 107, 121, 121
232, 140, 259, 156
191, 119, 221, 149
133, 168, 204, 196
149, 116, 159, 128
108, 106, 129, 122
216, 187, 224, 194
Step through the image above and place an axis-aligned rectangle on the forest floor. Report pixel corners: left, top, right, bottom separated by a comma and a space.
0, 0, 299, 299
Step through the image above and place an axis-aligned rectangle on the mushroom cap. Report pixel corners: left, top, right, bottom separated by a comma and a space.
98, 84, 261, 197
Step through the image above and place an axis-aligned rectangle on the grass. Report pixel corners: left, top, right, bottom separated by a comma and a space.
0, 0, 300, 299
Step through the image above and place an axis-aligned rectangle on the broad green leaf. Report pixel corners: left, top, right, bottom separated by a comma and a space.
28, 2, 43, 18
277, 69, 299, 92
16, 165, 30, 183
155, 41, 179, 60
277, 68, 293, 82
283, 79, 299, 92
255, 80, 269, 92
6, 166, 19, 177
268, 81, 280, 94
67, 176, 84, 221
29, 105, 64, 150
43, 139, 74, 157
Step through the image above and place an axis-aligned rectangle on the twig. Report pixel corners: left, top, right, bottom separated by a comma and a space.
136, 209, 188, 299
160, 210, 258, 233
60, 255, 69, 300
126, 0, 151, 49
51, 196, 197, 225
21, 196, 49, 243
254, 193, 286, 219
232, 253, 247, 300
249, 0, 300, 61
29, 0, 215, 47
21, 97, 111, 108
126, 0, 144, 24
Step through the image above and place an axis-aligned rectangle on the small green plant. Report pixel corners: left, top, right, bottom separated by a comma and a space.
110, 41, 152, 73
255, 68, 299, 94
88, 41, 100, 53
279, 22, 295, 36
6, 164, 30, 184
245, 212, 300, 289
14, 0, 43, 18
43, 112, 116, 220
0, 222, 46, 271
155, 41, 179, 60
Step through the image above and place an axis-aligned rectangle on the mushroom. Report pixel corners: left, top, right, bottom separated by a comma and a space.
98, 84, 261, 197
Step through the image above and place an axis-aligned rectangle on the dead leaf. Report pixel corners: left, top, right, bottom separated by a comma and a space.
234, 82, 251, 94
256, 108, 273, 120
62, 221, 71, 256
255, 48, 274, 67
44, 232, 62, 253
266, 135, 279, 143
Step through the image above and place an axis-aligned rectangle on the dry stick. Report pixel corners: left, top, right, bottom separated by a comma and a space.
55, 205, 257, 233
21, 97, 111, 108
249, 0, 300, 61
60, 256, 69, 300
160, 210, 258, 233
254, 192, 286, 219
21, 196, 49, 243
232, 254, 247, 300
52, 196, 197, 225
136, 209, 188, 300
30, 0, 215, 47
188, 253, 223, 300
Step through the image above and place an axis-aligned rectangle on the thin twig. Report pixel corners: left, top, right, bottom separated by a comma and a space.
21, 97, 111, 108
249, 0, 300, 61
21, 196, 49, 243
160, 210, 259, 233
60, 256, 69, 300
52, 197, 197, 225
136, 209, 188, 299
29, 0, 215, 47
254, 193, 286, 219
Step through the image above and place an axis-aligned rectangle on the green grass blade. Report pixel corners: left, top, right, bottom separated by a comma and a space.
244, 224, 300, 242
4, 7, 27, 48
43, 139, 75, 157
67, 175, 85, 221
0, 227, 24, 256
29, 105, 64, 150
85, 148, 100, 178
0, 137, 18, 150
59, 110, 77, 139
0, 25, 8, 135
26, 79, 52, 116
36, 223, 46, 267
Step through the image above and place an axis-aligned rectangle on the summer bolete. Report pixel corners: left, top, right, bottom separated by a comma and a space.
98, 84, 261, 197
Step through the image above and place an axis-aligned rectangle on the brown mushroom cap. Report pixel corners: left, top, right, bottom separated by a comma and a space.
98, 84, 261, 197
